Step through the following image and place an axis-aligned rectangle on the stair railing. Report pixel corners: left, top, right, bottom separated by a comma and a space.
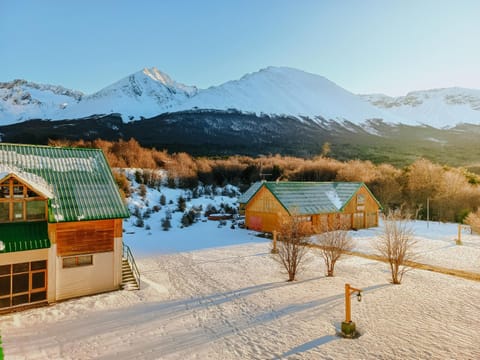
122, 242, 140, 289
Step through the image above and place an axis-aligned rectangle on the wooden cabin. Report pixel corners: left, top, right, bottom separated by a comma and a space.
241, 181, 381, 233
0, 143, 130, 313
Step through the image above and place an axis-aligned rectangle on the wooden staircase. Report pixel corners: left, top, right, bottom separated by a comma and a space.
121, 243, 140, 290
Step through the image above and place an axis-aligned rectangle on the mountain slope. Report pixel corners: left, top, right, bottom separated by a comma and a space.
0, 80, 83, 123
177, 66, 397, 124
362, 87, 480, 128
53, 67, 198, 121
1, 67, 480, 129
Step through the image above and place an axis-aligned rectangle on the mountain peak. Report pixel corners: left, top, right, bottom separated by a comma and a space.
141, 67, 175, 86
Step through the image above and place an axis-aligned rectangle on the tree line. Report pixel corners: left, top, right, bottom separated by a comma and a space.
49, 138, 480, 223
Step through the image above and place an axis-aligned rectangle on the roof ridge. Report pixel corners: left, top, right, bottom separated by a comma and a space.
0, 143, 102, 152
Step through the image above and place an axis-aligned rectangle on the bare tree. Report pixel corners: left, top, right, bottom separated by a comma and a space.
375, 211, 417, 284
316, 223, 354, 277
274, 212, 313, 281
465, 210, 480, 233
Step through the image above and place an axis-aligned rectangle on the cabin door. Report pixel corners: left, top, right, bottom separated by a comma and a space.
353, 212, 364, 229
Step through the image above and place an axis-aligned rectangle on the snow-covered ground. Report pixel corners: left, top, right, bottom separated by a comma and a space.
2, 180, 480, 359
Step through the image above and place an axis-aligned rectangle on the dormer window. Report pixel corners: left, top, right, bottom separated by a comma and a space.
0, 177, 47, 222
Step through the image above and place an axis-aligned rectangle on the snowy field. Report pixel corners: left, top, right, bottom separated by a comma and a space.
2, 183, 480, 359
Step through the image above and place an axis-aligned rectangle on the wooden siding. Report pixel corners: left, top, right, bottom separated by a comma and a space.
245, 187, 289, 233
55, 219, 115, 256
114, 219, 123, 238
341, 185, 379, 229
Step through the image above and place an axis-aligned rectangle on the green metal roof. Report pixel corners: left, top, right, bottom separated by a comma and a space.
244, 181, 378, 215
0, 143, 130, 222
238, 181, 263, 204
0, 222, 50, 253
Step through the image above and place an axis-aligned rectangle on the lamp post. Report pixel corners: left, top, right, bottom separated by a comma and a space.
341, 283, 362, 338
0, 240, 5, 252
271, 230, 279, 254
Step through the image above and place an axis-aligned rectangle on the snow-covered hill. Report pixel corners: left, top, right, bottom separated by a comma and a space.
1, 66, 479, 128
361, 87, 480, 128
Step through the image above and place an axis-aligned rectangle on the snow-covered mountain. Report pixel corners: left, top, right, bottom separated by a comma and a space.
0, 79, 83, 122
361, 88, 480, 128
51, 67, 198, 121
177, 66, 397, 124
1, 66, 479, 128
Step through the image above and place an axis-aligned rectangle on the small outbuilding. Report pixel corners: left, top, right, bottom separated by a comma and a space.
0, 143, 131, 313
239, 181, 381, 233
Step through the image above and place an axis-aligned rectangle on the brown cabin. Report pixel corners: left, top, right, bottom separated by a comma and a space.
239, 181, 381, 233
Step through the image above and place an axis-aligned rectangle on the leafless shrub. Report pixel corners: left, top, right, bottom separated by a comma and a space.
375, 211, 417, 284
316, 223, 353, 277
465, 210, 480, 234
274, 211, 313, 281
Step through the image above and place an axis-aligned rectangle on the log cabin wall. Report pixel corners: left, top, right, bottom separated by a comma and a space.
245, 187, 289, 233
341, 185, 379, 229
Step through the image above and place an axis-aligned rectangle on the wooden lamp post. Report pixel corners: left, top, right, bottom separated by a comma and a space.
271, 230, 279, 254
341, 283, 362, 338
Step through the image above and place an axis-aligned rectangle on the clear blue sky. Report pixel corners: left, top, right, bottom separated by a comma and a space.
1, 0, 479, 96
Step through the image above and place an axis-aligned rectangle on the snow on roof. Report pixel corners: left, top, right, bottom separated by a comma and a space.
325, 189, 342, 210
0, 150, 96, 172
0, 165, 54, 198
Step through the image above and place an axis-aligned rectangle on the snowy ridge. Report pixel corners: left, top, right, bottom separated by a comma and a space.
52, 67, 198, 121
361, 87, 480, 128
177, 67, 398, 124
1, 66, 479, 128
0, 79, 83, 122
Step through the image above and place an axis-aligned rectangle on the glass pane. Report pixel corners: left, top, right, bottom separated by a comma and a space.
0, 202, 9, 221
31, 260, 47, 271
27, 201, 46, 220
32, 272, 45, 290
12, 294, 29, 306
0, 185, 9, 198
13, 263, 29, 273
31, 291, 46, 302
26, 188, 39, 198
13, 273, 29, 293
0, 297, 11, 308
0, 276, 11, 296
13, 202, 24, 221
13, 185, 23, 198
63, 257, 77, 268
0, 264, 10, 276
78, 255, 93, 266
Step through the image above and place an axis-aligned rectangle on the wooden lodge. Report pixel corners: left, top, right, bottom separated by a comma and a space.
0, 143, 131, 313
239, 181, 381, 233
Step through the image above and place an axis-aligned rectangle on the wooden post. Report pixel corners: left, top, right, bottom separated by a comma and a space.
271, 230, 279, 254
345, 283, 352, 323
344, 283, 362, 323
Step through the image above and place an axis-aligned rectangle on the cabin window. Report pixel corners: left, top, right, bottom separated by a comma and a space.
0, 202, 9, 221
26, 201, 46, 220
0, 260, 47, 309
297, 215, 312, 222
0, 178, 47, 223
62, 255, 93, 268
357, 194, 365, 205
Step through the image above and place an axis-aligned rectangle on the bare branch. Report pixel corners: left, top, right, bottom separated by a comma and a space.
315, 222, 354, 277
273, 210, 313, 281
375, 210, 417, 284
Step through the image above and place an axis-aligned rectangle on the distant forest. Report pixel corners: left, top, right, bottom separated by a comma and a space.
49, 138, 480, 223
